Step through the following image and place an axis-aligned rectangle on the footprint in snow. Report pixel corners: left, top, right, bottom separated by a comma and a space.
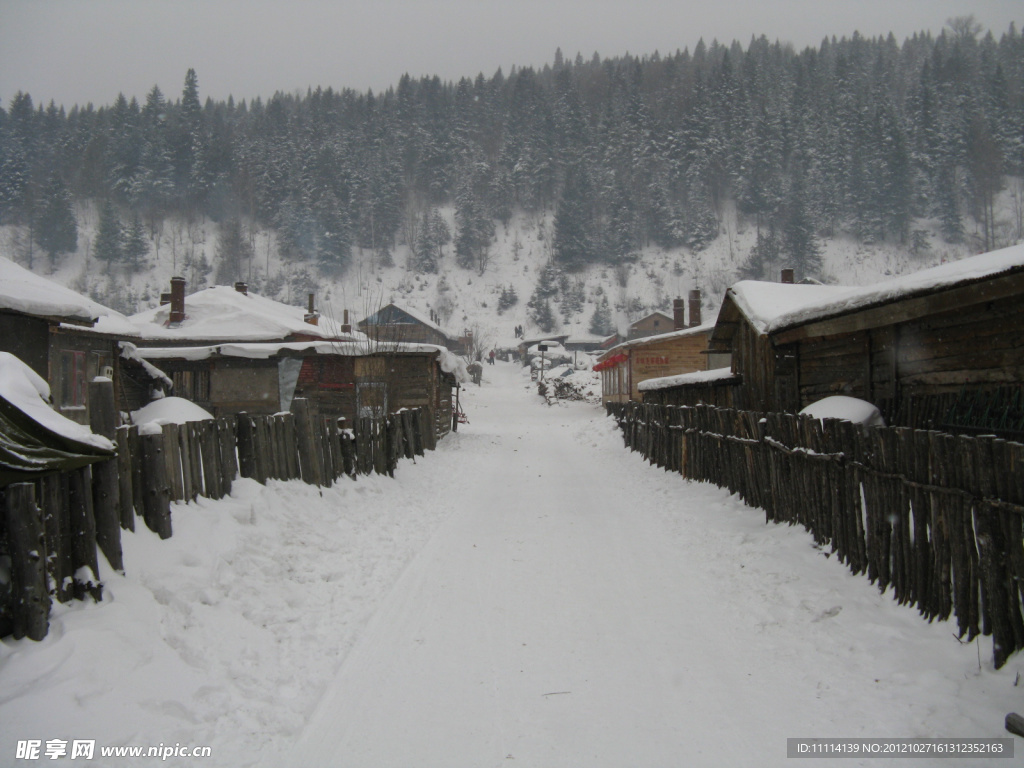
812, 605, 842, 622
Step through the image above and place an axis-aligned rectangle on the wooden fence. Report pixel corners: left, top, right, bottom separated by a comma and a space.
608, 400, 1024, 669
1, 388, 438, 641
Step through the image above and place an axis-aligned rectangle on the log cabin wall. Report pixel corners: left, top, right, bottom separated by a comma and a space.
788, 283, 1024, 430
627, 333, 710, 401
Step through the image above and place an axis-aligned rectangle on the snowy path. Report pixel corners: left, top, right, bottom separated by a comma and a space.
285, 363, 1020, 768
2, 361, 1019, 768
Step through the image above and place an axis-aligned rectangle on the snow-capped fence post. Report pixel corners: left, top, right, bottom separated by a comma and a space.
3, 482, 50, 640
139, 432, 172, 540
339, 428, 357, 479
88, 378, 123, 573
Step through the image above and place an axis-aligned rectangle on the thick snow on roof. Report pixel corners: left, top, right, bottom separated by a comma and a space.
128, 285, 363, 342
0, 352, 114, 451
728, 282, 852, 335
734, 243, 1024, 336
0, 256, 138, 336
638, 366, 737, 392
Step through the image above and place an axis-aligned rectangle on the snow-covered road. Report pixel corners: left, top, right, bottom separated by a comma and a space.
2, 361, 1020, 767
287, 363, 1020, 767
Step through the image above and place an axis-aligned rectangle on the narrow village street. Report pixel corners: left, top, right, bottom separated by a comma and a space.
281, 362, 1019, 768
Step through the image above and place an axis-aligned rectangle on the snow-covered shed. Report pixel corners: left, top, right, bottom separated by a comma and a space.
0, 256, 145, 425
357, 303, 455, 350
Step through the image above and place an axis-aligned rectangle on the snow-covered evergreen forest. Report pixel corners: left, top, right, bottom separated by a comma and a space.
1, 18, 1023, 334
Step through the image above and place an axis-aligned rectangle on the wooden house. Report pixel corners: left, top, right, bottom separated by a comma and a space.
627, 310, 675, 340
648, 246, 1024, 434
134, 341, 464, 438
358, 303, 455, 349
596, 293, 720, 406
0, 256, 151, 425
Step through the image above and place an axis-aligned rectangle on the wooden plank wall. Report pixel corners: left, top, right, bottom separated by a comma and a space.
607, 400, 1024, 669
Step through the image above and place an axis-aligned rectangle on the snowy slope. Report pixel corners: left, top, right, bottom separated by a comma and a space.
1, 363, 1020, 767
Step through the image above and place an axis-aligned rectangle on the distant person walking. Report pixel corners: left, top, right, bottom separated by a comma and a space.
488, 350, 496, 365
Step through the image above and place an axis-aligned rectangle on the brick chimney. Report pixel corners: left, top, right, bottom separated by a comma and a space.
781, 268, 795, 284
341, 309, 351, 335
169, 276, 186, 325
304, 292, 319, 325
234, 281, 248, 295
673, 298, 686, 330
688, 289, 702, 327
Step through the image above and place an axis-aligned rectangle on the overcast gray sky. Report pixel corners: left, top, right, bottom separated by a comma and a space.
1, 0, 1020, 110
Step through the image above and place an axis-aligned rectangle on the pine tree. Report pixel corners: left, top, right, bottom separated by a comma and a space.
552, 164, 594, 271
34, 175, 78, 263
93, 199, 124, 267
315, 191, 353, 274
122, 215, 149, 272
214, 217, 253, 284
589, 296, 614, 336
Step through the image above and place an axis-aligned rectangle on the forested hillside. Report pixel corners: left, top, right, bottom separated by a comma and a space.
1, 18, 1023, 331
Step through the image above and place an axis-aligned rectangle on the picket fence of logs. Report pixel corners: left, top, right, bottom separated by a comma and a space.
607, 400, 1024, 669
1, 378, 436, 641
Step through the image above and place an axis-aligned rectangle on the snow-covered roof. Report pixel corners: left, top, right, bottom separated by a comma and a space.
359, 303, 454, 339
135, 340, 470, 383
602, 321, 716, 358
0, 351, 115, 453
629, 310, 674, 328
638, 366, 738, 392
731, 244, 1024, 337
0, 256, 139, 336
128, 285, 364, 343
726, 282, 852, 335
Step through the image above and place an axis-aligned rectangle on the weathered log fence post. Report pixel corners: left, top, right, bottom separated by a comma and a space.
3, 483, 50, 640
140, 431, 172, 539
88, 378, 123, 572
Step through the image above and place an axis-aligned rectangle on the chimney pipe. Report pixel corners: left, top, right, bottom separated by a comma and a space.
234, 281, 248, 295
781, 268, 795, 284
169, 276, 186, 325
341, 309, 351, 334
304, 292, 319, 326
688, 289, 702, 327
673, 298, 686, 331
